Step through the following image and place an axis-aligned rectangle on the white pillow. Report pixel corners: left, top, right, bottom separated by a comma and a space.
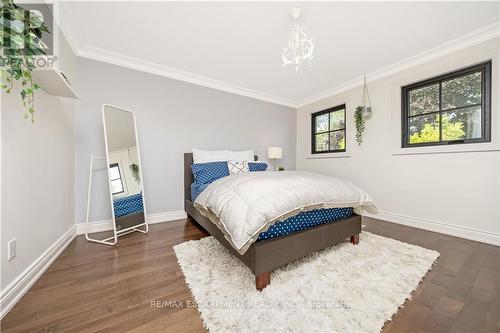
228, 160, 249, 175
192, 149, 229, 163
228, 150, 254, 162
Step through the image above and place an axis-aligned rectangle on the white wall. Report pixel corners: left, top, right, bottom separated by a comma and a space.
74, 58, 296, 224
297, 38, 500, 244
1, 87, 75, 290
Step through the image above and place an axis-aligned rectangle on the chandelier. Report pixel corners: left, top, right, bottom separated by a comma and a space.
282, 8, 315, 73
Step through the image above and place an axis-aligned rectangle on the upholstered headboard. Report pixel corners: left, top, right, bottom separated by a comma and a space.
183, 153, 258, 201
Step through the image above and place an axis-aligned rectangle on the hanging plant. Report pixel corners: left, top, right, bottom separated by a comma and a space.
1, 0, 49, 122
354, 74, 372, 145
129, 163, 141, 184
354, 106, 365, 145
128, 148, 140, 184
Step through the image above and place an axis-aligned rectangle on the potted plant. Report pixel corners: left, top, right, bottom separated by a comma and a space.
129, 163, 141, 184
354, 106, 366, 145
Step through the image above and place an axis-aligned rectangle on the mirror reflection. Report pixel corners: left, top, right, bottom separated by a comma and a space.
103, 105, 146, 231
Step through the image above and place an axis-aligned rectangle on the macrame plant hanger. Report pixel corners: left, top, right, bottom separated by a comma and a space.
361, 74, 372, 119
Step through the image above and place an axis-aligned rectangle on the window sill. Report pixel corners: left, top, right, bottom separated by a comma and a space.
306, 152, 351, 159
392, 142, 499, 155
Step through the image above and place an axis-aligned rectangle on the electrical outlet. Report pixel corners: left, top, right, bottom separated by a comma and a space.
8, 239, 16, 261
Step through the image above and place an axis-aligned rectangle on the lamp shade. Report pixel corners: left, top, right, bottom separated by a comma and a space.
267, 147, 283, 159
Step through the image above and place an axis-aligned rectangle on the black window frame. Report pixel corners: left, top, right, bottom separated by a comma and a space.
109, 163, 125, 195
311, 104, 347, 154
401, 61, 491, 148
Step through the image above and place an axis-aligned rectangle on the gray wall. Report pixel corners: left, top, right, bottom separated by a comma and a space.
75, 58, 296, 224
1, 87, 75, 289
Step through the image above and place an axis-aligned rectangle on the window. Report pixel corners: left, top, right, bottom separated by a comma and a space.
401, 61, 491, 148
109, 163, 124, 195
311, 104, 346, 154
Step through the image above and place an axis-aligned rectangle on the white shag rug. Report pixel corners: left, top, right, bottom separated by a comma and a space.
174, 232, 439, 333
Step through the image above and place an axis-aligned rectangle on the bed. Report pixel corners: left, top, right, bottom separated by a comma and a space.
184, 153, 374, 290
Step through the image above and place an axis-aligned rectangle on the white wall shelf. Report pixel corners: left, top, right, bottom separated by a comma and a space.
32, 67, 77, 99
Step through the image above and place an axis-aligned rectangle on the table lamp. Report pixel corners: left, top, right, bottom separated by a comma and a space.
267, 147, 282, 171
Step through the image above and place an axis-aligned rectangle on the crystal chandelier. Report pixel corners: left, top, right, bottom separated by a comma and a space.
282, 8, 315, 73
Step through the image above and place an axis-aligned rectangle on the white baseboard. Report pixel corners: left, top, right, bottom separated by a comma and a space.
148, 210, 187, 224
75, 210, 187, 235
0, 225, 77, 319
365, 210, 500, 246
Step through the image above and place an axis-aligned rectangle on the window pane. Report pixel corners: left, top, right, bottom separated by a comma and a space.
111, 179, 123, 193
329, 131, 345, 150
409, 114, 440, 144
442, 72, 481, 110
315, 114, 329, 133
442, 106, 481, 141
329, 110, 345, 130
409, 84, 439, 116
315, 133, 329, 152
109, 166, 120, 180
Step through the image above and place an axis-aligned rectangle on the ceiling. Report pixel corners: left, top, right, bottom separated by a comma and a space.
59, 2, 500, 107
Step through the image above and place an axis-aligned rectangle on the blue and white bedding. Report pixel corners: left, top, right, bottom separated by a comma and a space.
113, 192, 144, 218
191, 161, 267, 201
192, 177, 354, 239
194, 171, 377, 254
257, 207, 354, 241
191, 183, 210, 201
191, 161, 229, 186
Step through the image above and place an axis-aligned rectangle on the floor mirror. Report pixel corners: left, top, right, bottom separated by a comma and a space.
85, 104, 148, 245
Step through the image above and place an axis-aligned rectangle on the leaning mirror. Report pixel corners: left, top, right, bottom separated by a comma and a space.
102, 105, 148, 241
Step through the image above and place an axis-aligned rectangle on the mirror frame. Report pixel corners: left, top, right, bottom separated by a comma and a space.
102, 104, 149, 243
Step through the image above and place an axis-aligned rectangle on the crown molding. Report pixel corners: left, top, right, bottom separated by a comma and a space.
57, 15, 498, 110
51, 1, 83, 55
295, 21, 500, 108
76, 45, 298, 108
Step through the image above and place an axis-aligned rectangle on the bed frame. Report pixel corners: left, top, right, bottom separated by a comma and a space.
184, 153, 361, 290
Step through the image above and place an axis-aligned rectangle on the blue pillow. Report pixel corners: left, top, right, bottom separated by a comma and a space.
191, 183, 210, 201
248, 162, 268, 172
191, 161, 229, 186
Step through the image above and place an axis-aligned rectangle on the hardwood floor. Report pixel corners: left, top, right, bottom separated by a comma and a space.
363, 219, 499, 333
1, 217, 499, 332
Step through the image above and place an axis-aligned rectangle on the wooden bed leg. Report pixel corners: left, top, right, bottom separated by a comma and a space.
255, 271, 271, 291
350, 234, 360, 245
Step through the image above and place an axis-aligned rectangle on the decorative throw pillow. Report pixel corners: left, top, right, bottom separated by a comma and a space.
191, 161, 230, 186
227, 160, 249, 175
248, 162, 268, 172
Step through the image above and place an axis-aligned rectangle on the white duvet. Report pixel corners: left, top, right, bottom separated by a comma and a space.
194, 171, 377, 254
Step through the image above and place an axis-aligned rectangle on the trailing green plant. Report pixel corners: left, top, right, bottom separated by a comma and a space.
129, 163, 141, 184
354, 106, 366, 145
1, 0, 49, 122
